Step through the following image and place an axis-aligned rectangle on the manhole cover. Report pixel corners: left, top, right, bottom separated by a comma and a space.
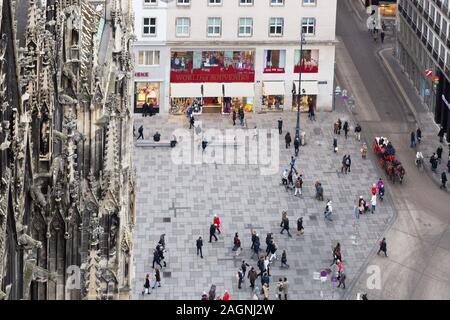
163, 272, 172, 278
163, 217, 171, 223
309, 215, 317, 220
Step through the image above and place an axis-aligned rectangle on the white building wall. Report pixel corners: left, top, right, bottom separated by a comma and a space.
135, 0, 337, 114
132, 0, 168, 113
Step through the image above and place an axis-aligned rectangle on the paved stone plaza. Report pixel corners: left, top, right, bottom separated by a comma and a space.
132, 110, 396, 300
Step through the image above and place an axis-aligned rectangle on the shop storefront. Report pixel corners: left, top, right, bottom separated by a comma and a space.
262, 81, 285, 112
223, 83, 254, 113
134, 81, 161, 114
170, 83, 202, 115
292, 81, 319, 112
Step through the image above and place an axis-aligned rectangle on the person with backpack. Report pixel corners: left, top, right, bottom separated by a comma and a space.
294, 175, 303, 196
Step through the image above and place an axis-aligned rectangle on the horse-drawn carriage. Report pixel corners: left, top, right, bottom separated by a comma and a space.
373, 137, 405, 184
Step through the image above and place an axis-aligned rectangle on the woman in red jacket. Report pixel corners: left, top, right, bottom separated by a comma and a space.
213, 214, 221, 234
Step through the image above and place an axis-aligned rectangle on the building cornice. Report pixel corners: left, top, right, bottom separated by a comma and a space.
165, 40, 338, 47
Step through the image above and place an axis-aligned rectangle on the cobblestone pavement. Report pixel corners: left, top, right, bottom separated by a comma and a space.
132, 110, 396, 300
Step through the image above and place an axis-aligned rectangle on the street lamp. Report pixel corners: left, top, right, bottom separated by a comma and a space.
295, 31, 307, 146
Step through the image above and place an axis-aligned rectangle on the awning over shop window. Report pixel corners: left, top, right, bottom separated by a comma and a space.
263, 81, 286, 96
170, 83, 202, 98
293, 81, 319, 95
202, 83, 223, 97
224, 83, 254, 97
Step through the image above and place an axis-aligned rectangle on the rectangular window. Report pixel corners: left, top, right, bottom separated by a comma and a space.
144, 0, 157, 6
269, 17, 284, 36
207, 17, 222, 37
270, 0, 284, 5
138, 50, 160, 66
302, 17, 316, 35
208, 0, 222, 5
239, 0, 253, 5
177, 0, 190, 5
238, 18, 253, 37
264, 50, 286, 73
176, 17, 190, 37
302, 0, 316, 5
143, 17, 157, 36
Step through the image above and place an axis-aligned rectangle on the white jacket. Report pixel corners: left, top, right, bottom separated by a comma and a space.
371, 195, 377, 206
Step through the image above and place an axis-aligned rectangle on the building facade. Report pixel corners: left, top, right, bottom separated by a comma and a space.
0, 0, 136, 300
133, 0, 168, 114
132, 0, 337, 115
397, 0, 450, 142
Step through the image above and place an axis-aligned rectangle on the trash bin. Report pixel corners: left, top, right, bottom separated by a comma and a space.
301, 131, 306, 146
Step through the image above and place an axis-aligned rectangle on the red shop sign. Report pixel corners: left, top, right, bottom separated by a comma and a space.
135, 72, 149, 77
170, 67, 255, 83
263, 67, 285, 74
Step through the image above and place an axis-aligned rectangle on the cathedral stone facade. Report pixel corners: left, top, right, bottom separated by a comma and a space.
0, 0, 136, 300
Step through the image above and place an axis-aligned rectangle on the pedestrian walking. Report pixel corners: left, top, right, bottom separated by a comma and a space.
341, 155, 348, 174
281, 250, 290, 268
290, 156, 297, 173
213, 214, 221, 234
294, 175, 303, 196
278, 118, 283, 135
337, 271, 346, 289
261, 272, 270, 287
437, 146, 443, 164
222, 290, 230, 300
331, 242, 341, 266
347, 155, 352, 172
276, 278, 284, 300
294, 137, 300, 157
416, 127, 422, 143
297, 217, 304, 236
133, 125, 136, 137
430, 153, 438, 173
196, 236, 203, 258
441, 172, 448, 189
438, 126, 445, 143
209, 223, 218, 242
142, 101, 149, 117
280, 213, 292, 237
152, 249, 163, 269
251, 229, 257, 250
410, 131, 416, 148
264, 255, 271, 276
251, 234, 261, 259
355, 123, 362, 141
343, 121, 349, 139
248, 267, 257, 289
257, 256, 265, 277
239, 106, 245, 126
232, 232, 242, 256
282, 278, 289, 300
232, 110, 237, 126
373, 28, 378, 42
268, 241, 278, 263
152, 268, 161, 289
265, 233, 273, 255
371, 194, 377, 213
377, 238, 388, 257
380, 30, 385, 43
142, 274, 151, 295
262, 283, 269, 301
324, 200, 333, 221
201, 138, 208, 153
285, 132, 292, 149
241, 260, 250, 277
189, 115, 195, 129
447, 156, 450, 173
308, 97, 316, 121
237, 269, 244, 289
156, 244, 167, 267
137, 125, 144, 140
333, 137, 338, 153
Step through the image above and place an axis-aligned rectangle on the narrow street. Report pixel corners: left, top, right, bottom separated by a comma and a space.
337, 0, 450, 299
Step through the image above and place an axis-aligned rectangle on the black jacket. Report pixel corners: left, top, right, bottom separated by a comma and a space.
209, 225, 216, 235
196, 239, 203, 248
278, 120, 283, 129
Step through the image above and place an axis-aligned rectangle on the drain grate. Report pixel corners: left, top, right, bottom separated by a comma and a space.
163, 217, 171, 223
163, 272, 172, 278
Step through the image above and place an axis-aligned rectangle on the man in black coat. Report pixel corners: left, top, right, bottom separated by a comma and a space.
196, 236, 203, 258
441, 172, 448, 189
209, 223, 218, 242
294, 137, 300, 157
137, 125, 144, 140
438, 126, 445, 143
278, 118, 283, 135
